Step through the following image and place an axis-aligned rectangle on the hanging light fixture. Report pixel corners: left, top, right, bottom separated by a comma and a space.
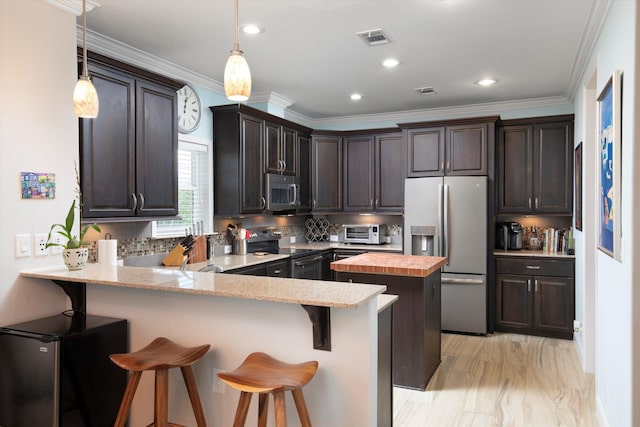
73, 0, 99, 118
224, 0, 251, 101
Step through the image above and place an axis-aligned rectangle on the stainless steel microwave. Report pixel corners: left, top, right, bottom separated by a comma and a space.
265, 173, 300, 211
342, 224, 387, 245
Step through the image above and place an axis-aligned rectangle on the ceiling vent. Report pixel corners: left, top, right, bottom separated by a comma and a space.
356, 29, 391, 46
414, 87, 438, 95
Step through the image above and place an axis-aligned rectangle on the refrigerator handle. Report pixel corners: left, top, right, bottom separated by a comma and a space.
437, 184, 444, 257
443, 183, 449, 264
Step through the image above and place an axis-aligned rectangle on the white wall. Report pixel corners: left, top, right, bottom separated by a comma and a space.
572, 1, 638, 426
0, 0, 77, 324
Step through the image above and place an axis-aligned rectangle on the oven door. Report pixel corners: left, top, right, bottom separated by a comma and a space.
290, 254, 323, 280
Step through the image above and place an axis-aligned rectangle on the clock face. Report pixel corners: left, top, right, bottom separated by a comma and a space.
177, 84, 202, 133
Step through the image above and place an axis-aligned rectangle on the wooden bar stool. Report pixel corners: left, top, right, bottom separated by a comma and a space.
218, 352, 318, 427
109, 337, 210, 427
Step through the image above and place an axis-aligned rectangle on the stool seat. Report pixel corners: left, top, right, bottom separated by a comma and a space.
110, 337, 210, 427
218, 352, 318, 427
110, 337, 210, 371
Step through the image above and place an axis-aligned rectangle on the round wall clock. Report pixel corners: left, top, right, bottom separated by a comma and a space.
177, 84, 202, 133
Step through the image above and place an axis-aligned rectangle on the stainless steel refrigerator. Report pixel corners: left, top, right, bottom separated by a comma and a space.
404, 176, 487, 334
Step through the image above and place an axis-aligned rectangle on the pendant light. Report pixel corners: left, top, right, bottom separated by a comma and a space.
73, 0, 99, 118
224, 0, 251, 101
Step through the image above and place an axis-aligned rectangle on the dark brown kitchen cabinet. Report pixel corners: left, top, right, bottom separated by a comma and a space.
495, 256, 574, 339
297, 133, 312, 212
311, 134, 342, 212
265, 122, 297, 175
497, 115, 574, 214
403, 117, 498, 177
80, 52, 180, 219
343, 132, 404, 213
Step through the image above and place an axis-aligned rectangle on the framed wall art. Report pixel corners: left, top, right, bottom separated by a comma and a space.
574, 142, 582, 231
597, 69, 622, 260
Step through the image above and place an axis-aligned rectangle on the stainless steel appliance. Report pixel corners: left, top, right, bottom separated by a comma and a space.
342, 224, 387, 245
0, 314, 127, 426
496, 221, 524, 250
265, 173, 300, 211
404, 176, 487, 334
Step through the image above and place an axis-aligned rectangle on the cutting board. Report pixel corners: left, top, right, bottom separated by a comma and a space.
188, 235, 207, 264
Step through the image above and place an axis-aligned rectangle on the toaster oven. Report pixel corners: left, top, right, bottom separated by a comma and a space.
342, 224, 387, 245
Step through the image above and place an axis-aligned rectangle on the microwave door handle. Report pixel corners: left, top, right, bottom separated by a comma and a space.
290, 183, 298, 206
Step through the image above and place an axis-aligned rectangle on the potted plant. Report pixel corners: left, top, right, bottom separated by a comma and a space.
46, 167, 100, 270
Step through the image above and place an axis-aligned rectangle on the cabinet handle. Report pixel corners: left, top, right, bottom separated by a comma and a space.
282, 160, 286, 171
528, 197, 532, 209
525, 265, 541, 270
527, 279, 531, 292
273, 269, 282, 274
138, 193, 145, 211
535, 197, 539, 209
446, 161, 450, 172
441, 161, 444, 171
535, 279, 539, 292
312, 198, 316, 209
130, 193, 138, 212
260, 197, 266, 210
375, 198, 378, 209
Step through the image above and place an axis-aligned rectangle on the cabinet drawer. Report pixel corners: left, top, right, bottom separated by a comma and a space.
496, 257, 574, 277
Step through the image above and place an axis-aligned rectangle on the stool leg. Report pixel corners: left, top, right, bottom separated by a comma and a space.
291, 388, 313, 427
155, 368, 169, 427
113, 371, 142, 427
273, 391, 287, 427
257, 393, 269, 427
232, 391, 252, 427
180, 365, 207, 427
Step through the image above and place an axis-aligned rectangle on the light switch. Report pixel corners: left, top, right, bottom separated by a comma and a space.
15, 234, 32, 257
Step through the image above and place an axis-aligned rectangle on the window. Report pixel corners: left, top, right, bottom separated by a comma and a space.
152, 136, 212, 237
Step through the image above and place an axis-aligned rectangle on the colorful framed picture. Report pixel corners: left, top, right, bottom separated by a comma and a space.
574, 142, 582, 231
597, 70, 622, 260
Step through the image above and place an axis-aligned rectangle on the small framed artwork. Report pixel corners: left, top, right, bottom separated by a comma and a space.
21, 172, 56, 199
574, 142, 582, 231
597, 69, 622, 260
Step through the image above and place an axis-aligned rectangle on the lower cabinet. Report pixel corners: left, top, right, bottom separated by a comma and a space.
495, 257, 574, 339
227, 260, 289, 277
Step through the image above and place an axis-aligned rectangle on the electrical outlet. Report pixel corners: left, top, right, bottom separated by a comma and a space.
290, 236, 296, 243
50, 235, 64, 254
211, 368, 225, 394
34, 234, 49, 256
224, 245, 232, 254
15, 234, 32, 258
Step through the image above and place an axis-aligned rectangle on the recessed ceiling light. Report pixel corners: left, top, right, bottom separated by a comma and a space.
382, 58, 399, 68
476, 78, 497, 87
350, 93, 362, 101
241, 24, 264, 35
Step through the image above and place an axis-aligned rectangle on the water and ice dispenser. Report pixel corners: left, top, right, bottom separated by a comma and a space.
410, 226, 435, 256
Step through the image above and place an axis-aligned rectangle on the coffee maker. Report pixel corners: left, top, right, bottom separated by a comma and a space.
496, 221, 523, 250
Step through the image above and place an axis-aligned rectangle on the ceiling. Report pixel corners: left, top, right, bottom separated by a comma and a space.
77, 0, 604, 120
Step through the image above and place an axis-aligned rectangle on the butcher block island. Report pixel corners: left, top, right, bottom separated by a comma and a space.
332, 253, 448, 390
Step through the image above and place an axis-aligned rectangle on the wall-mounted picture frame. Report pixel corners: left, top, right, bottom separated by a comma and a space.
597, 69, 622, 260
574, 142, 582, 231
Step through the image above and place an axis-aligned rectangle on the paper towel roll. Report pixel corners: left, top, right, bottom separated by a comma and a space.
98, 239, 118, 265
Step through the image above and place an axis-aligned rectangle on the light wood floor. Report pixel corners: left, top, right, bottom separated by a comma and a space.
393, 333, 598, 427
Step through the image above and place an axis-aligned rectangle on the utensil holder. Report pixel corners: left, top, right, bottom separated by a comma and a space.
234, 239, 247, 255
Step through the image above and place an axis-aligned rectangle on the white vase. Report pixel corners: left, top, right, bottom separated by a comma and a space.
63, 247, 89, 271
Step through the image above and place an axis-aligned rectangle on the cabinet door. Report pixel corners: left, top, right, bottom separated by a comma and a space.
406, 127, 445, 177
297, 134, 312, 212
533, 121, 573, 213
496, 274, 532, 331
533, 275, 574, 338
343, 136, 374, 212
240, 114, 265, 213
81, 64, 136, 218
311, 135, 342, 212
282, 126, 297, 175
266, 260, 289, 277
497, 125, 533, 213
375, 133, 405, 213
135, 79, 178, 216
446, 123, 488, 175
264, 121, 281, 174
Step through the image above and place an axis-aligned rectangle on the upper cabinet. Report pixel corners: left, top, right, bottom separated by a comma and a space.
497, 115, 574, 214
311, 134, 343, 213
80, 51, 181, 219
211, 104, 312, 217
297, 133, 312, 212
342, 132, 404, 213
402, 117, 498, 177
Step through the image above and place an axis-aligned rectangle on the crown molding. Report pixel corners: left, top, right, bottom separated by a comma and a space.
44, 0, 100, 16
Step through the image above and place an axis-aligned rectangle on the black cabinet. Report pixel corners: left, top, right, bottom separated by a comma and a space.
227, 259, 289, 277
297, 133, 312, 212
265, 122, 297, 175
343, 132, 404, 213
311, 134, 342, 212
497, 116, 574, 214
403, 117, 497, 177
80, 53, 180, 219
495, 256, 574, 339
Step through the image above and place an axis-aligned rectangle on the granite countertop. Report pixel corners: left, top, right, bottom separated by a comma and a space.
20, 264, 386, 309
493, 249, 575, 259
331, 253, 448, 277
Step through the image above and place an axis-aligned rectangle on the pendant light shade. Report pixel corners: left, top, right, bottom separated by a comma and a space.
224, 0, 251, 101
74, 0, 99, 118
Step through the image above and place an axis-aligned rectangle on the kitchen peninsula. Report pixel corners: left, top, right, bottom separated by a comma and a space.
20, 264, 390, 427
332, 252, 447, 390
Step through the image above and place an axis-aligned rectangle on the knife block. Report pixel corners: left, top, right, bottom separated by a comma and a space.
188, 236, 207, 264
162, 244, 187, 266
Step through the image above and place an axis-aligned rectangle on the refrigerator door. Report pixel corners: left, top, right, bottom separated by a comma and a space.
442, 176, 487, 274
441, 273, 487, 334
404, 177, 442, 255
